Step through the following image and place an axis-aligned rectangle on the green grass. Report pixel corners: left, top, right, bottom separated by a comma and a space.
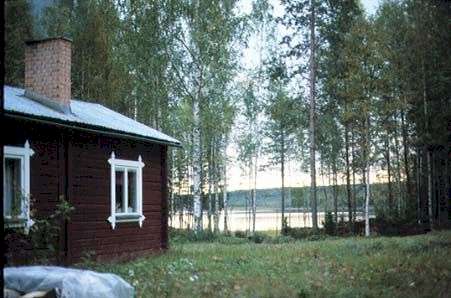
88, 231, 451, 297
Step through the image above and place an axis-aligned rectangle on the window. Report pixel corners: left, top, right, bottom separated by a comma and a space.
3, 141, 35, 233
107, 152, 145, 229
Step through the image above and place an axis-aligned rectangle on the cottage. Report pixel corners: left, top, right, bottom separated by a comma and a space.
3, 37, 180, 264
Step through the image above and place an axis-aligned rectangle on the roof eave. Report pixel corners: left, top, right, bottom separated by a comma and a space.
5, 111, 183, 148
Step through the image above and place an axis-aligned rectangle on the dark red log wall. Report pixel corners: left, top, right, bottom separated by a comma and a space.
68, 130, 167, 263
4, 117, 168, 264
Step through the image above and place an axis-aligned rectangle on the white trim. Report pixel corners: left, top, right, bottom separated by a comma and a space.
107, 152, 145, 229
3, 140, 35, 234
124, 169, 128, 214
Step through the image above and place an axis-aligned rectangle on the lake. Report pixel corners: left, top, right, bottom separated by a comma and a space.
170, 209, 373, 232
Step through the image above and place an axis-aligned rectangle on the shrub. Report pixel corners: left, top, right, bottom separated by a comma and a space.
305, 233, 327, 241
323, 211, 336, 235
216, 236, 248, 245
372, 214, 423, 236
248, 232, 268, 244
281, 216, 289, 236
170, 228, 222, 243
284, 227, 316, 240
267, 235, 296, 244
188, 230, 218, 242
4, 196, 74, 265
234, 230, 247, 238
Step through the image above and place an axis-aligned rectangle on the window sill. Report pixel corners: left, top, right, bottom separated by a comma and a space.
116, 213, 141, 222
4, 217, 34, 233
107, 214, 145, 229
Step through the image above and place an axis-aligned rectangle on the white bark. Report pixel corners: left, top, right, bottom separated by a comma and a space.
365, 108, 371, 237
252, 154, 257, 233
213, 147, 220, 233
214, 178, 219, 233
208, 168, 212, 232
169, 149, 175, 227
365, 164, 371, 237
193, 99, 202, 232
427, 151, 433, 230
309, 0, 318, 230
208, 145, 213, 232
223, 144, 228, 233
423, 60, 433, 230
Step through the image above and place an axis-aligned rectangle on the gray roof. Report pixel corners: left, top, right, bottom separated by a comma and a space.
4, 86, 181, 146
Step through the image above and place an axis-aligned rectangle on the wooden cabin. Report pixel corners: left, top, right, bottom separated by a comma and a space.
3, 37, 180, 264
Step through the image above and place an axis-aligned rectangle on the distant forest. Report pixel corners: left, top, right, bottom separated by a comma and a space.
174, 183, 391, 213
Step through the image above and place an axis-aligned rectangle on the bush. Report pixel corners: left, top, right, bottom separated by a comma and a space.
248, 232, 268, 244
267, 235, 296, 244
234, 230, 247, 238
372, 214, 424, 236
305, 233, 328, 241
323, 211, 336, 235
216, 236, 248, 245
4, 196, 74, 265
188, 230, 218, 242
284, 227, 317, 240
282, 216, 289, 236
169, 228, 221, 243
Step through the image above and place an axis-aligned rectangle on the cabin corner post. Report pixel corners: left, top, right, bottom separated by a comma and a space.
23, 140, 35, 234
108, 152, 116, 229
161, 145, 169, 249
137, 155, 145, 227
65, 135, 74, 264
58, 133, 68, 265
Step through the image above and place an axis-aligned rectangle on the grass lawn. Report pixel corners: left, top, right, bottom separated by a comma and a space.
90, 231, 451, 297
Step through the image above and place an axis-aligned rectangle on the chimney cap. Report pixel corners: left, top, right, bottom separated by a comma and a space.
25, 36, 73, 45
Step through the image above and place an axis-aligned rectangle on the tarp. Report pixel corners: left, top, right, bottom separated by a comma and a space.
4, 266, 134, 298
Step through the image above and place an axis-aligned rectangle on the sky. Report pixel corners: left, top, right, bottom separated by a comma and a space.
227, 0, 382, 191
361, 0, 381, 15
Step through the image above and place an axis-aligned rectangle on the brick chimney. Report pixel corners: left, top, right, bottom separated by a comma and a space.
24, 37, 72, 114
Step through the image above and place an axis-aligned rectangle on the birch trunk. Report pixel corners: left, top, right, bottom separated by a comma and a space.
214, 171, 220, 233
223, 144, 228, 233
192, 98, 202, 232
208, 192, 212, 231
365, 163, 371, 236
401, 104, 412, 205
416, 149, 421, 224
252, 154, 257, 234
394, 127, 403, 215
213, 144, 220, 233
168, 149, 174, 227
207, 153, 212, 232
345, 123, 352, 226
385, 136, 393, 212
281, 128, 286, 231
248, 166, 252, 232
309, 0, 318, 231
423, 60, 433, 230
333, 163, 338, 222
351, 130, 357, 224
365, 117, 371, 237
427, 151, 433, 230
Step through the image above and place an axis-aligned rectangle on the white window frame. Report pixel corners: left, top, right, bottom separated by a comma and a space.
3, 140, 35, 234
107, 152, 145, 229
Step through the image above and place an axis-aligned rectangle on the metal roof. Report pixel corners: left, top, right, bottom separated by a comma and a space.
4, 85, 181, 146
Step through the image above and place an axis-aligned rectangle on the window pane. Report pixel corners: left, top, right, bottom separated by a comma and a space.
4, 158, 22, 217
128, 169, 137, 213
115, 169, 124, 213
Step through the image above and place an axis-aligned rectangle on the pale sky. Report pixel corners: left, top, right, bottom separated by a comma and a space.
227, 0, 382, 191
361, 0, 381, 15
